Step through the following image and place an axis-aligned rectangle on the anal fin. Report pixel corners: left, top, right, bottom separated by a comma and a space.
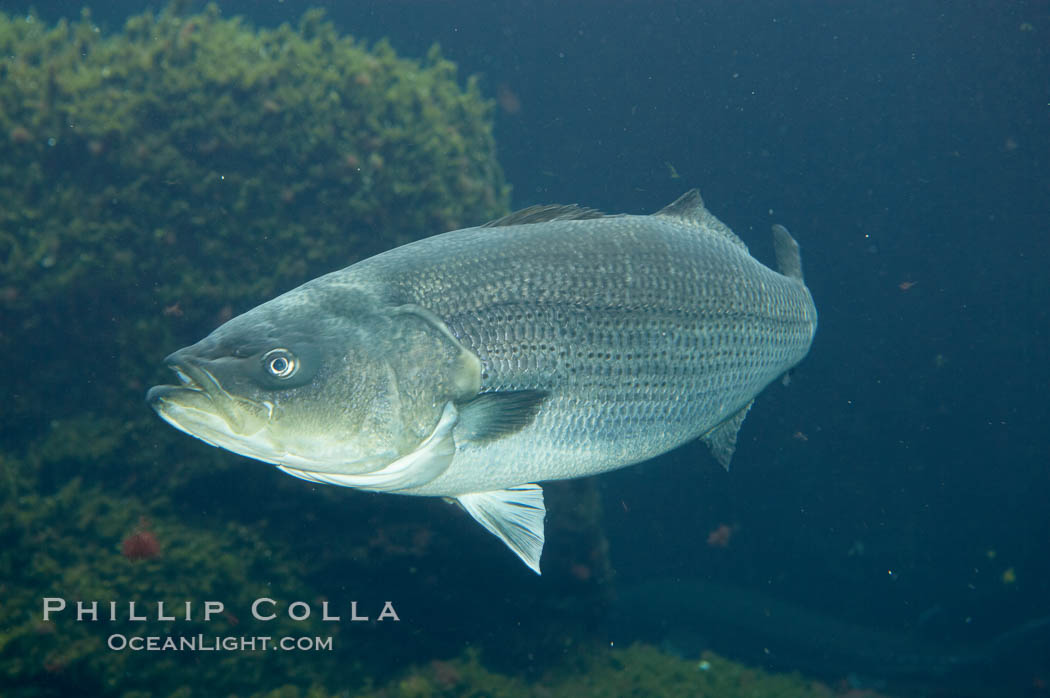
702, 401, 753, 471
455, 484, 546, 574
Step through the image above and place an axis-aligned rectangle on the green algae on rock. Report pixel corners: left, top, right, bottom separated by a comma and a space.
319, 644, 842, 698
0, 475, 350, 696
0, 4, 512, 694
0, 3, 508, 439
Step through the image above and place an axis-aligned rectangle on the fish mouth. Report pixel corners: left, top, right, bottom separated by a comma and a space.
146, 358, 206, 399
147, 353, 249, 435
148, 353, 213, 402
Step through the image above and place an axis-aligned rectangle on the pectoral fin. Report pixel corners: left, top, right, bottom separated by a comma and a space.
456, 389, 548, 443
455, 484, 546, 574
702, 401, 753, 471
277, 401, 458, 492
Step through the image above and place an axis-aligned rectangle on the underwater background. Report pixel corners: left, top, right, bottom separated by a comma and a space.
0, 1, 1047, 696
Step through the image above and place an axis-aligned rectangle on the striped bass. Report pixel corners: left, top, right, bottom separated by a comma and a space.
147, 190, 817, 572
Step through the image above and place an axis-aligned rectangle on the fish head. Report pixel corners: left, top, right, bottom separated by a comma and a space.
147, 283, 481, 475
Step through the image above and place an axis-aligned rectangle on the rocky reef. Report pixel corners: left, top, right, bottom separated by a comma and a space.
0, 3, 508, 443
253, 645, 847, 698
0, 4, 508, 694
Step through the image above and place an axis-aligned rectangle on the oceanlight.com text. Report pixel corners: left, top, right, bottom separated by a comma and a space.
107, 634, 333, 652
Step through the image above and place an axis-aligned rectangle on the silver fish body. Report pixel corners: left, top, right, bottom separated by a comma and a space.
148, 190, 817, 572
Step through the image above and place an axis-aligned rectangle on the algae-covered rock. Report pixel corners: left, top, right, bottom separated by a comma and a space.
0, 3, 508, 440
0, 4, 513, 694
337, 643, 842, 698
0, 474, 360, 697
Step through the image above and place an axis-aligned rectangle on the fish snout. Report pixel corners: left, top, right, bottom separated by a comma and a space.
163, 347, 220, 391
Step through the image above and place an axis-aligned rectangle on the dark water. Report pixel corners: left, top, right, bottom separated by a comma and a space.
3, 1, 1048, 696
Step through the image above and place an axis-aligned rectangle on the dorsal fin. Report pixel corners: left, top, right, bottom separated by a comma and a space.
481, 204, 606, 228
655, 188, 707, 221
655, 189, 748, 253
771, 224, 804, 282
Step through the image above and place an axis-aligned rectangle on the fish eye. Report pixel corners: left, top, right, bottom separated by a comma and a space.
262, 348, 298, 379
